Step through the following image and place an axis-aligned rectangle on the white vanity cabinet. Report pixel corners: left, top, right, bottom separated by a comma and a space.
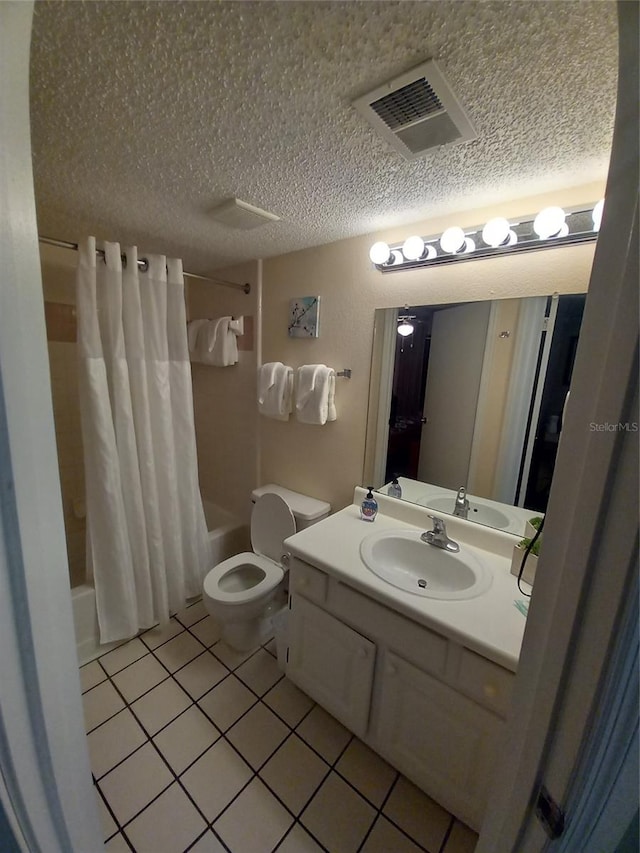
285, 556, 515, 830
375, 651, 501, 825
286, 594, 376, 738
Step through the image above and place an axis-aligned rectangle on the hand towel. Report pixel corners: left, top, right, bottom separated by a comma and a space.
295, 364, 336, 425
295, 365, 321, 410
258, 362, 293, 420
258, 362, 278, 405
326, 370, 337, 422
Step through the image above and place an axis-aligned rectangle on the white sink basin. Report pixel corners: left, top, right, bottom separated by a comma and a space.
417, 495, 511, 530
360, 529, 492, 600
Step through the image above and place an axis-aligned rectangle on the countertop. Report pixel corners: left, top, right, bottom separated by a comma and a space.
284, 496, 530, 672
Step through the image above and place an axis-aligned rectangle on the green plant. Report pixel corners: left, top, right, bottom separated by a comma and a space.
528, 516, 544, 531
518, 535, 541, 557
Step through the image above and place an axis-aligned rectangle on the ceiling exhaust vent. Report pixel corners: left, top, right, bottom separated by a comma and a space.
209, 198, 280, 230
352, 59, 476, 161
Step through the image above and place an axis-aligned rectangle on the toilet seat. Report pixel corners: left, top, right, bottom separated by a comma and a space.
250, 493, 296, 562
203, 552, 283, 606
203, 493, 296, 606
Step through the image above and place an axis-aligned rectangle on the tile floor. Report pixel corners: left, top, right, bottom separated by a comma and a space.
81, 599, 478, 853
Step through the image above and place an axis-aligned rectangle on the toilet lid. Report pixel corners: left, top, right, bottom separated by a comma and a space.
251, 493, 296, 564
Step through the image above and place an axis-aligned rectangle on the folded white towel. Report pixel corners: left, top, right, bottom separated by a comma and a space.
229, 316, 244, 336
198, 316, 241, 366
258, 362, 278, 405
295, 364, 336, 425
213, 317, 239, 366
199, 318, 224, 364
295, 365, 321, 410
258, 362, 293, 420
187, 319, 209, 360
326, 371, 337, 422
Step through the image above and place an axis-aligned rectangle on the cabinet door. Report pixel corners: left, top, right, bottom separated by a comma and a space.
287, 594, 376, 737
376, 651, 501, 830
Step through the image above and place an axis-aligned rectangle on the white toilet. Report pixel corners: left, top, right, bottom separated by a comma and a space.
203, 484, 330, 651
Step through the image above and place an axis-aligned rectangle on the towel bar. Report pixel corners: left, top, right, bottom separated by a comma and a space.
336, 369, 352, 379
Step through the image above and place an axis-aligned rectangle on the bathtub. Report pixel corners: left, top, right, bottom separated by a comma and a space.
71, 500, 248, 665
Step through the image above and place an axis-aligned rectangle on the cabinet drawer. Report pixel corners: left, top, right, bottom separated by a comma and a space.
290, 558, 328, 604
455, 648, 514, 718
327, 582, 447, 678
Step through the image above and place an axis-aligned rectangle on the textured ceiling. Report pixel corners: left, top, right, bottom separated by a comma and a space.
30, 1, 618, 274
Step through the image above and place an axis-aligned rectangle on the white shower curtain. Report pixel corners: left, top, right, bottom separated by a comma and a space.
77, 237, 210, 643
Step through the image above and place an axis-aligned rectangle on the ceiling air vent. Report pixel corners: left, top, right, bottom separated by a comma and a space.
352, 59, 476, 161
209, 198, 280, 230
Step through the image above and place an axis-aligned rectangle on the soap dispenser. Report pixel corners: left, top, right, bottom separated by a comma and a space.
360, 487, 378, 522
388, 476, 402, 499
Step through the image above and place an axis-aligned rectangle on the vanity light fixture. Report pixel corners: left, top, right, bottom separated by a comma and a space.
397, 312, 416, 352
440, 227, 476, 255
482, 217, 517, 248
397, 319, 415, 336
368, 201, 601, 273
402, 236, 424, 260
402, 236, 438, 261
439, 226, 465, 254
533, 206, 567, 239
369, 241, 393, 264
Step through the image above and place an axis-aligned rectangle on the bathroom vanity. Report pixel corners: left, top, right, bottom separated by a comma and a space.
282, 489, 528, 831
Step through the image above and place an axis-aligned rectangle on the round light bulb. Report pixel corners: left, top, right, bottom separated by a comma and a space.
482, 217, 511, 247
592, 199, 604, 231
440, 227, 466, 254
402, 236, 425, 261
397, 322, 414, 337
369, 241, 392, 265
463, 237, 476, 253
533, 207, 566, 239
424, 244, 437, 260
389, 249, 403, 265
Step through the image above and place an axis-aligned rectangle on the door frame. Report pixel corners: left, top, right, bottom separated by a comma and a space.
0, 4, 102, 849
478, 3, 638, 848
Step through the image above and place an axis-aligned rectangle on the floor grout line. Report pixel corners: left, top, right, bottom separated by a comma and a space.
85, 626, 459, 853
95, 663, 219, 839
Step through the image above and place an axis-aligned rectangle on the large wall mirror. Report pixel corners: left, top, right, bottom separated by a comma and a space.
364, 292, 586, 536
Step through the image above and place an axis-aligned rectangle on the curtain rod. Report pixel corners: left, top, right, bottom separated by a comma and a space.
38, 236, 251, 295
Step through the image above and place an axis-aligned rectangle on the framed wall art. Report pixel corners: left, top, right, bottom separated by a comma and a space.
288, 296, 320, 338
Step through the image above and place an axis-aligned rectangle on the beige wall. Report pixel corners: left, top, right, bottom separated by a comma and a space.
188, 260, 260, 524
260, 183, 602, 512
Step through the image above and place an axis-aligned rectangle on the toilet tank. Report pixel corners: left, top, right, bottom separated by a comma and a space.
251, 484, 330, 531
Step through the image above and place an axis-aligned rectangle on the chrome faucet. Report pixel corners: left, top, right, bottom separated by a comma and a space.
453, 486, 470, 519
421, 515, 460, 553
